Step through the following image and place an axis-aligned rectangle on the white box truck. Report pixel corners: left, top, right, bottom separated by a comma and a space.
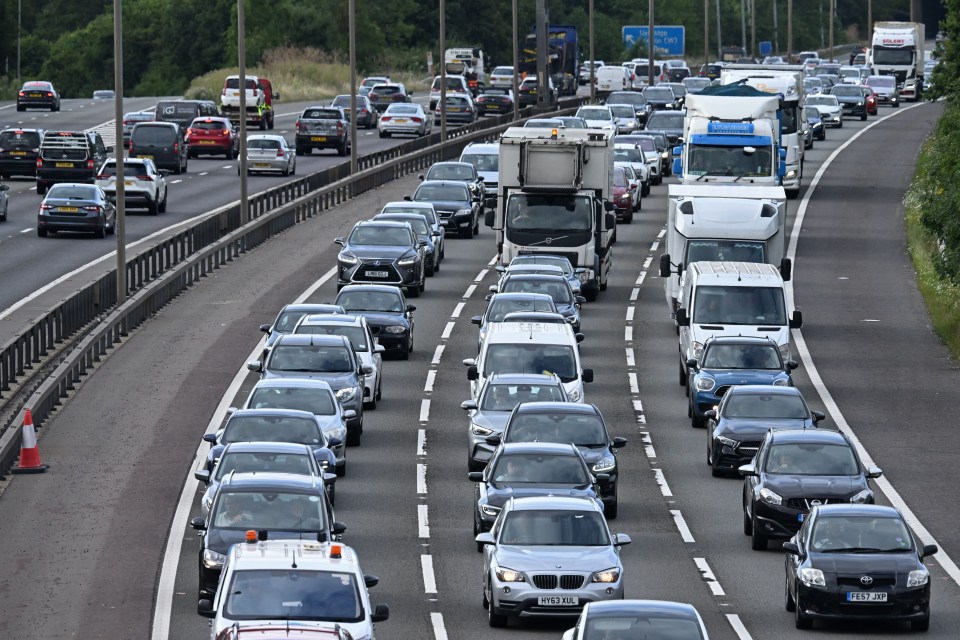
659, 184, 791, 317
489, 127, 617, 301
871, 22, 925, 101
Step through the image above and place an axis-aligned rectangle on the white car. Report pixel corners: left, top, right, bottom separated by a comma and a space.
574, 105, 617, 131
293, 313, 385, 412
613, 143, 650, 195
95, 158, 168, 215
805, 95, 843, 127
489, 66, 515, 88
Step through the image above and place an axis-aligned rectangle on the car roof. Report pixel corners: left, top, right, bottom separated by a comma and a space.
383, 200, 434, 210
273, 334, 352, 348
509, 495, 604, 512
219, 472, 325, 492
352, 219, 410, 230
814, 503, 901, 518
229, 407, 320, 420
515, 401, 599, 415
375, 212, 430, 222
222, 441, 316, 455
462, 142, 499, 153
502, 273, 567, 283
499, 441, 579, 456
768, 428, 848, 446
298, 313, 364, 327
490, 292, 555, 301
704, 336, 779, 347
247, 134, 287, 142
586, 600, 701, 618
725, 385, 803, 397
337, 284, 405, 295
279, 303, 345, 314
485, 372, 562, 385
431, 161, 473, 169
230, 540, 360, 571
249, 378, 335, 392
417, 179, 470, 189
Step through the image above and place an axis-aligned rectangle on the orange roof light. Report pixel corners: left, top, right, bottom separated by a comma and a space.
330, 544, 342, 558
245, 530, 257, 543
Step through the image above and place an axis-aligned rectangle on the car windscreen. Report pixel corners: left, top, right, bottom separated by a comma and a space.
693, 285, 786, 325
584, 615, 704, 640
722, 393, 807, 419
225, 569, 361, 622
765, 443, 859, 476
379, 216, 428, 235
686, 144, 774, 177
643, 88, 674, 100
511, 256, 572, 274
336, 291, 404, 312
614, 148, 644, 164
483, 344, 577, 382
414, 184, 469, 202
505, 412, 607, 446
221, 415, 322, 445
0, 130, 41, 147
248, 138, 282, 150
385, 105, 418, 115
190, 120, 228, 131
382, 206, 437, 224
98, 163, 151, 178
211, 491, 326, 532
490, 453, 590, 485
486, 297, 557, 322
302, 109, 341, 119
133, 126, 176, 145
503, 190, 592, 231
225, 78, 257, 90
702, 344, 781, 369
374, 85, 402, 94
609, 105, 636, 118
501, 278, 572, 304
47, 185, 98, 200
577, 108, 611, 120
480, 382, 565, 410
499, 509, 609, 546
635, 138, 656, 152
809, 515, 913, 553
460, 152, 499, 172
269, 345, 355, 373
214, 451, 314, 481
867, 76, 895, 87
348, 225, 411, 246
607, 92, 646, 105
684, 239, 766, 264
427, 165, 475, 181
646, 112, 684, 128
830, 86, 860, 97
247, 386, 338, 415
332, 96, 361, 107
295, 325, 368, 352
806, 97, 838, 107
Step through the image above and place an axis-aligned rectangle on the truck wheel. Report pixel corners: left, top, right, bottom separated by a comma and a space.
338, 142, 347, 157
259, 119, 266, 131
37, 183, 47, 196
267, 114, 275, 130
641, 183, 650, 197
584, 289, 598, 302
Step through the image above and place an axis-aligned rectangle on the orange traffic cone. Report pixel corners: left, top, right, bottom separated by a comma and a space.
11, 409, 47, 474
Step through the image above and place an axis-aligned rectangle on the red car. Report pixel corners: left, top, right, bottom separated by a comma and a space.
184, 116, 238, 159
612, 165, 638, 224
860, 86, 878, 115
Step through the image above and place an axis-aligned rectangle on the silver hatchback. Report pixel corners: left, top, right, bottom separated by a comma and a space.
242, 134, 296, 176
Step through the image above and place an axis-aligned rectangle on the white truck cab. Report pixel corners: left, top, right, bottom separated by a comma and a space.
675, 262, 802, 388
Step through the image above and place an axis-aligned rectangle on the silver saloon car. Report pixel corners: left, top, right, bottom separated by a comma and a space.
378, 103, 432, 138
242, 134, 296, 175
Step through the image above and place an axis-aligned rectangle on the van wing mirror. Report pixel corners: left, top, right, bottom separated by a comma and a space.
675, 308, 690, 326
789, 310, 803, 329
780, 258, 792, 281
581, 368, 594, 383
659, 254, 672, 278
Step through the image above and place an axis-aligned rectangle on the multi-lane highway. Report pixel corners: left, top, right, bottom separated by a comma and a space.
0, 97, 957, 640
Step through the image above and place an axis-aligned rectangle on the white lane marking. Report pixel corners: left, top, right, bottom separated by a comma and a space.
431, 613, 449, 640
170, 179, 182, 184
785, 101, 960, 588
222, 165, 232, 170
417, 429, 427, 456
463, 284, 476, 299
625, 348, 635, 367
441, 321, 455, 339
625, 306, 635, 321
670, 510, 696, 543
653, 469, 672, 497
487, 255, 498, 266
624, 326, 633, 342
635, 272, 646, 286
651, 240, 660, 251
421, 555, 438, 593
630, 287, 639, 301
657, 228, 666, 239
417, 464, 428, 494
419, 399, 431, 422
642, 256, 652, 269
694, 557, 725, 596
418, 505, 430, 538
633, 399, 646, 424
424, 370, 436, 393
198, 172, 209, 176
860, 318, 880, 322
431, 345, 444, 365
151, 266, 337, 640
20, 228, 31, 234
644, 444, 657, 459
451, 301, 465, 318
627, 372, 639, 394
475, 269, 488, 282
726, 614, 753, 640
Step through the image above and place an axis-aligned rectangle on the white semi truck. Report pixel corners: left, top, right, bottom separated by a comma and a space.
872, 22, 925, 101
658, 184, 791, 317
720, 65, 805, 199
489, 127, 617, 301
672, 90, 785, 188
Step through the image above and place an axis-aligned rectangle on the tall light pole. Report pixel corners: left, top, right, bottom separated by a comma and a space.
774, 0, 780, 56
589, 0, 595, 101
787, 0, 793, 63
751, 0, 756, 58
648, 0, 654, 87
867, 0, 873, 44
17, 0, 21, 81
348, 0, 357, 175
535, 0, 548, 107
237, 0, 248, 225
439, 0, 447, 141
513, 0, 520, 117
704, 0, 709, 66
113, 0, 126, 303
741, 0, 747, 53
716, 0, 723, 59
829, 0, 834, 63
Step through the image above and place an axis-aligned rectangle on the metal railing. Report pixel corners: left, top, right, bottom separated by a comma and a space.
0, 97, 587, 478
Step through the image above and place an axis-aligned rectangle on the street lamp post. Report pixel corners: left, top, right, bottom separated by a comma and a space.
238, 0, 248, 226
113, 0, 126, 303
349, 0, 357, 175
17, 0, 21, 82
787, 0, 793, 64
589, 0, 595, 101
440, 0, 447, 141
829, 0, 834, 63
648, 0, 654, 87
513, 0, 520, 118
704, 0, 709, 67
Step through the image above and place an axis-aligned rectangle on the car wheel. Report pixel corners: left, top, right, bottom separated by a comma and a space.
326, 483, 335, 507
364, 390, 377, 410
37, 227, 47, 237
605, 493, 618, 520
837, 119, 843, 128
338, 142, 347, 157
785, 576, 796, 612
487, 584, 508, 628
911, 614, 930, 632
95, 220, 106, 239
158, 191, 168, 213
794, 593, 812, 629
147, 197, 158, 216
751, 514, 768, 550
690, 400, 705, 428
743, 500, 753, 536
461, 222, 474, 239
641, 183, 650, 197
407, 283, 420, 298
267, 115, 275, 130
296, 146, 307, 155
282, 163, 289, 177
16, 105, 24, 112
679, 360, 687, 387
346, 426, 361, 447
624, 211, 633, 224
36, 183, 47, 196
258, 119, 266, 131
426, 261, 435, 277
290, 160, 296, 176
860, 113, 867, 121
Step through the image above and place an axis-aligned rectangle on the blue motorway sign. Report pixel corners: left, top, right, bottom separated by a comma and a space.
622, 26, 685, 56
759, 41, 773, 56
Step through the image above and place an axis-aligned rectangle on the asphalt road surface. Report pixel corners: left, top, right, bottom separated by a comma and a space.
0, 99, 957, 640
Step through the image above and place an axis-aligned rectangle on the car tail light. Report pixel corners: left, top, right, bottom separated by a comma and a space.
36, 158, 43, 168
369, 92, 378, 100
129, 141, 134, 151
276, 148, 284, 157
95, 174, 109, 180
295, 120, 302, 132
464, 107, 472, 113
86, 159, 95, 170
174, 142, 180, 153
47, 92, 53, 97
410, 117, 421, 123
137, 174, 153, 181
337, 122, 344, 134
221, 129, 230, 136
82, 205, 102, 213
381, 116, 392, 122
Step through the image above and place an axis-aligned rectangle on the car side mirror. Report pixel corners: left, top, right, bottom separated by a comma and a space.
202, 433, 217, 444
190, 516, 207, 531
361, 364, 374, 375
866, 466, 883, 479
334, 237, 345, 246
594, 473, 611, 485
197, 598, 215, 618
418, 240, 428, 248
406, 304, 417, 312
159, 169, 171, 176
686, 357, 698, 369
467, 365, 479, 381
575, 333, 584, 344
259, 323, 272, 333
343, 410, 358, 421
364, 574, 380, 588
470, 315, 483, 326
581, 368, 594, 383
475, 532, 495, 546
603, 201, 615, 212
461, 400, 478, 410
659, 254, 672, 278
371, 603, 390, 623
785, 360, 799, 371
468, 471, 483, 482
403, 195, 412, 201
812, 410, 825, 424
485, 434, 502, 446
332, 521, 347, 535
105, 146, 114, 153
704, 409, 717, 419
194, 469, 211, 483
246, 359, 263, 372
611, 436, 627, 449
789, 310, 803, 329
612, 533, 632, 546
675, 308, 690, 326
738, 463, 757, 477
374, 344, 385, 353
418, 174, 425, 180
326, 437, 343, 449
575, 296, 587, 305
463, 358, 477, 367
922, 544, 939, 558
488, 285, 499, 293
485, 209, 496, 227
782, 541, 801, 555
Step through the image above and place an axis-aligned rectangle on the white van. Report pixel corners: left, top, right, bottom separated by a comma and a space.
464, 321, 591, 402
675, 262, 802, 387
596, 66, 631, 97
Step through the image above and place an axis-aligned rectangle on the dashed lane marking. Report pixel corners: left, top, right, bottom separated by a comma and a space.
670, 510, 695, 543
694, 557, 725, 596
419, 399, 431, 422
417, 429, 427, 456
424, 370, 436, 393
421, 555, 438, 593
418, 505, 430, 538
431, 345, 444, 365
430, 612, 449, 640
726, 614, 753, 640
653, 469, 672, 497
417, 464, 427, 494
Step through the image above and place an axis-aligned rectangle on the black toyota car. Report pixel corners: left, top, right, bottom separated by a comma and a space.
335, 284, 416, 359
408, 179, 482, 239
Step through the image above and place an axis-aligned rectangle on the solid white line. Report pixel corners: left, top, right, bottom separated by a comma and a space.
441, 321, 455, 339
424, 370, 436, 393
151, 265, 338, 640
451, 301, 465, 318
726, 614, 754, 640
653, 469, 672, 497
625, 306, 635, 322
784, 101, 960, 588
627, 372, 639, 394
432, 345, 445, 365
430, 612, 449, 640
419, 399, 431, 422
630, 287, 639, 301
694, 557, 725, 596
417, 464, 428, 494
624, 326, 633, 342
418, 504, 430, 538
635, 272, 646, 286
651, 240, 660, 251
475, 269, 488, 282
421, 555, 438, 593
670, 509, 696, 543
625, 348, 635, 367
463, 284, 476, 299
642, 256, 652, 269
417, 429, 427, 456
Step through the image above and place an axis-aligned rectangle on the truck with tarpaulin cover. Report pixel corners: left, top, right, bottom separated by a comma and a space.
519, 25, 580, 96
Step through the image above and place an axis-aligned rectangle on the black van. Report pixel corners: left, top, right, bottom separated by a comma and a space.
154, 100, 217, 133
129, 122, 188, 174
0, 128, 45, 178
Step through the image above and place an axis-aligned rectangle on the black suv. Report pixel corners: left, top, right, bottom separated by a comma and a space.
335, 220, 427, 297
0, 128, 45, 178
154, 99, 218, 134
408, 179, 481, 239
36, 131, 111, 195
129, 122, 188, 174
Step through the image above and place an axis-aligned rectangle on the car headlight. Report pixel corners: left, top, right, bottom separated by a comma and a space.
338, 252, 358, 266
457, 208, 472, 218
759, 487, 783, 505
471, 423, 493, 436
202, 549, 226, 569
398, 254, 419, 266
907, 569, 929, 587
695, 377, 715, 391
383, 326, 407, 334
799, 567, 825, 587
592, 455, 616, 473
619, 194, 631, 202
568, 388, 581, 402
717, 436, 738, 449
849, 489, 873, 504
495, 567, 525, 582
778, 343, 790, 360
785, 170, 797, 180
661, 151, 669, 159
327, 425, 348, 444
592, 567, 620, 583
480, 504, 502, 517
577, 270, 590, 284
691, 342, 704, 360
336, 387, 357, 402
